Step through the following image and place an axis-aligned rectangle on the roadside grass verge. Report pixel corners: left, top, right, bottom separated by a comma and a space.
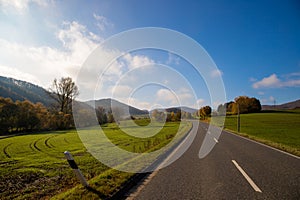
0, 119, 192, 199
52, 120, 192, 199
212, 110, 300, 156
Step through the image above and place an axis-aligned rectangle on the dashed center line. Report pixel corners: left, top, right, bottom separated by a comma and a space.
213, 138, 219, 143
232, 160, 262, 193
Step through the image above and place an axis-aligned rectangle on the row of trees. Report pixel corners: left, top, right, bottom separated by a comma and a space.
1, 75, 263, 134
151, 110, 192, 122
217, 96, 261, 115
0, 77, 79, 135
0, 98, 74, 134
96, 106, 115, 125
194, 96, 261, 120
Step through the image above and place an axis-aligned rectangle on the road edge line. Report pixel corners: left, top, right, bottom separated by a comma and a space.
223, 130, 300, 160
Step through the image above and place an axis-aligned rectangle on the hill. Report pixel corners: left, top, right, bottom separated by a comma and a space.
85, 98, 149, 116
165, 106, 197, 114
0, 76, 53, 106
262, 99, 300, 110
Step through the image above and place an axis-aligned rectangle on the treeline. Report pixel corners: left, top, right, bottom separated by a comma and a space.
151, 109, 193, 122
193, 96, 262, 121
96, 106, 115, 124
0, 77, 79, 135
217, 96, 261, 115
0, 97, 73, 134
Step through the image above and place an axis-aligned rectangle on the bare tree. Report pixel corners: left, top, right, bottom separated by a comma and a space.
48, 77, 79, 114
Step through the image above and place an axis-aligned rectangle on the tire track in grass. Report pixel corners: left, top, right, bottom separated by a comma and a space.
3, 143, 12, 158
29, 141, 35, 151
28, 136, 62, 159
44, 135, 57, 148
30, 137, 45, 152
64, 138, 69, 144
33, 139, 42, 151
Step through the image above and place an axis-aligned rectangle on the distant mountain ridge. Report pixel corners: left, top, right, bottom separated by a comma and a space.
0, 76, 196, 115
262, 99, 300, 110
0, 76, 54, 106
164, 106, 197, 114
2, 76, 299, 113
85, 98, 149, 116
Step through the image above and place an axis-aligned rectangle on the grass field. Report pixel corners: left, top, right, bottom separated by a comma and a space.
214, 110, 300, 156
0, 120, 192, 200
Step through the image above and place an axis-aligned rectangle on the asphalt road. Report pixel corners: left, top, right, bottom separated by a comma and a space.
126, 121, 300, 200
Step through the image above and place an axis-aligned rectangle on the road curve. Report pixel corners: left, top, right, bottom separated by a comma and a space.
126, 121, 300, 200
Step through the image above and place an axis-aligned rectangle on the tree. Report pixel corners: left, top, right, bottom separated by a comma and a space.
182, 111, 192, 119
248, 97, 262, 113
96, 106, 108, 125
175, 111, 181, 121
107, 110, 115, 123
0, 98, 18, 134
199, 106, 212, 120
16, 100, 40, 131
34, 102, 51, 130
151, 109, 166, 122
233, 96, 261, 114
217, 104, 226, 115
48, 77, 79, 114
0, 98, 52, 134
170, 112, 175, 121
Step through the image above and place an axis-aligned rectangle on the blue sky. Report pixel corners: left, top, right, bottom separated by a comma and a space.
0, 0, 299, 109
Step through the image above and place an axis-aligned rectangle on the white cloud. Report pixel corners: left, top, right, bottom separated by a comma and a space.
57, 21, 101, 59
93, 13, 113, 31
284, 72, 300, 78
127, 97, 151, 110
0, 20, 101, 89
0, 0, 49, 13
177, 87, 193, 102
196, 99, 205, 107
112, 85, 133, 98
261, 96, 276, 104
122, 53, 155, 70
0, 65, 41, 85
252, 73, 300, 89
156, 88, 177, 104
284, 79, 300, 87
252, 74, 280, 88
249, 77, 257, 82
210, 69, 223, 78
166, 52, 180, 65
155, 87, 195, 107
258, 91, 265, 95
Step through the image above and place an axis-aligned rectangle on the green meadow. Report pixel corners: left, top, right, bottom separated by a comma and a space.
0, 120, 192, 200
214, 110, 300, 156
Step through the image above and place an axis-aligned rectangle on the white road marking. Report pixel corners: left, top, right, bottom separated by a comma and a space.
213, 138, 219, 143
208, 131, 211, 135
232, 160, 262, 193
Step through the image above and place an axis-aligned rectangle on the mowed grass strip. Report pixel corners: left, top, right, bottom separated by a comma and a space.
52, 120, 192, 200
0, 120, 192, 200
217, 110, 300, 156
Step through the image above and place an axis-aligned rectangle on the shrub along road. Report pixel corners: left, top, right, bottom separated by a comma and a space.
127, 121, 300, 199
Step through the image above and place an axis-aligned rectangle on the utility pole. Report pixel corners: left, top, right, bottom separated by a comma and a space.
237, 103, 240, 132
